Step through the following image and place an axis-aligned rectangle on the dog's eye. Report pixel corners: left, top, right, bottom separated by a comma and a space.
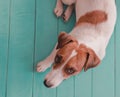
55, 55, 63, 64
65, 67, 76, 74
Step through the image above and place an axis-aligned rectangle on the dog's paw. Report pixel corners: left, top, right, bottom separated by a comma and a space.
62, 11, 71, 22
62, 13, 69, 22
54, 6, 63, 17
36, 61, 50, 72
62, 6, 73, 22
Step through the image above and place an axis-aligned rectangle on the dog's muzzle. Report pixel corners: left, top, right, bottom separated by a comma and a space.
43, 80, 53, 88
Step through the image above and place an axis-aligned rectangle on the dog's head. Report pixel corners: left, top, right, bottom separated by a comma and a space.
44, 32, 100, 88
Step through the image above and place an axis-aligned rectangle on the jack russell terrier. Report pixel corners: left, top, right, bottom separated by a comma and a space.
36, 0, 117, 88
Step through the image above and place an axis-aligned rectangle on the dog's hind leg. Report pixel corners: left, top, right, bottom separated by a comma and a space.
62, 4, 74, 22
54, 0, 64, 17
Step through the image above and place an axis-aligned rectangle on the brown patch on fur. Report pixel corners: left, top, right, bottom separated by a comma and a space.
63, 44, 101, 78
76, 10, 107, 26
56, 32, 78, 49
53, 33, 78, 69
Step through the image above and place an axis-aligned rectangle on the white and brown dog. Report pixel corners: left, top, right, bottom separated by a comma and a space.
37, 0, 117, 88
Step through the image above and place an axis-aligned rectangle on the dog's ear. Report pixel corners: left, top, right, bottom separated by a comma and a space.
78, 44, 100, 72
84, 48, 101, 71
56, 32, 77, 49
76, 50, 87, 72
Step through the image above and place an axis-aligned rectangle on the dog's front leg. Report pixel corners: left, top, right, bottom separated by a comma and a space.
36, 44, 57, 72
54, 0, 64, 17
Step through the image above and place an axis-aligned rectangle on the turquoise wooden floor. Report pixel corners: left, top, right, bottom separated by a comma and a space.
0, 0, 120, 97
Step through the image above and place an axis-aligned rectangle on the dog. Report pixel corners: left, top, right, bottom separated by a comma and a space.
36, 0, 117, 88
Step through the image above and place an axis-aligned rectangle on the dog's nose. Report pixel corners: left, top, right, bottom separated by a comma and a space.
43, 80, 53, 88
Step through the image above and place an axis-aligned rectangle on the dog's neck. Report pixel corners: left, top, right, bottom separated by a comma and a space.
69, 25, 106, 60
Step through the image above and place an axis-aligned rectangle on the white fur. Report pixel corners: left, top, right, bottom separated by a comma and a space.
61, 0, 76, 5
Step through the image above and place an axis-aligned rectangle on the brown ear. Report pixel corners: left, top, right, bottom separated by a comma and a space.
56, 32, 77, 49
84, 48, 101, 71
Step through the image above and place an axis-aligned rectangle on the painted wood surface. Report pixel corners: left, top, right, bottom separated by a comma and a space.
0, 0, 10, 97
6, 0, 35, 97
0, 0, 120, 97
116, 0, 120, 97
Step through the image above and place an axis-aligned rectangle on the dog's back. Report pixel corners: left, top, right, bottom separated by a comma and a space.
70, 0, 117, 59
76, 0, 116, 22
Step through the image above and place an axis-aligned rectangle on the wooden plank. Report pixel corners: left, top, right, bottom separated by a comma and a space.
33, 0, 57, 97
93, 35, 114, 97
116, 0, 120, 96
0, 0, 10, 97
57, 11, 76, 97
6, 0, 35, 97
75, 70, 92, 97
